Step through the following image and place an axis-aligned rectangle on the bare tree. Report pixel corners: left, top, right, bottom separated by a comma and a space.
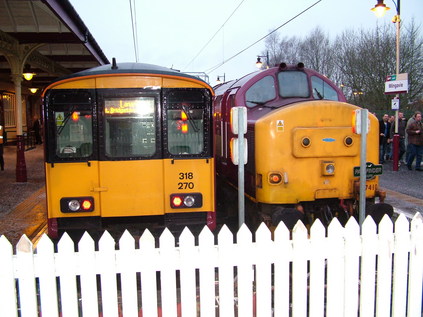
261, 22, 423, 113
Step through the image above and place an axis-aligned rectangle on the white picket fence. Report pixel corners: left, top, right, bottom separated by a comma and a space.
0, 214, 422, 317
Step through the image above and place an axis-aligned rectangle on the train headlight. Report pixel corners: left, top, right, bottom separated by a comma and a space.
184, 195, 195, 207
68, 200, 80, 211
61, 197, 95, 213
321, 161, 335, 176
170, 193, 203, 208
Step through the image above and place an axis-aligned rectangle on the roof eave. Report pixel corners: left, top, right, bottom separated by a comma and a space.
41, 0, 109, 66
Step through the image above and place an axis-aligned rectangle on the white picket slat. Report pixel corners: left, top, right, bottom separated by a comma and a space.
118, 230, 139, 317
77, 232, 99, 317
198, 226, 216, 317
0, 235, 18, 317
359, 217, 378, 317
159, 228, 178, 317
179, 227, 198, 317
255, 223, 272, 317
407, 213, 423, 316
309, 220, 326, 317
343, 217, 361, 317
57, 233, 79, 317
273, 221, 291, 317
16, 235, 38, 317
36, 234, 59, 317
139, 229, 159, 317
326, 219, 345, 317
292, 221, 309, 317
392, 214, 410, 317
236, 224, 254, 317
217, 225, 235, 317
98, 231, 119, 317
375, 215, 394, 317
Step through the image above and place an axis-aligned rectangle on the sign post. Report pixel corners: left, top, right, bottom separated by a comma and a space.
230, 107, 248, 228
385, 73, 408, 172
359, 109, 368, 226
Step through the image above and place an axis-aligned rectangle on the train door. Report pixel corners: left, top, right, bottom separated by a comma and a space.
97, 89, 165, 217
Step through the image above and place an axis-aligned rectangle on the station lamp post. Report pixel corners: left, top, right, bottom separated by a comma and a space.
216, 74, 225, 84
371, 0, 401, 171
256, 51, 270, 69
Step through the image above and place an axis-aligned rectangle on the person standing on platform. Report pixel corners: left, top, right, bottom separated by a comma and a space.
379, 114, 391, 164
390, 111, 407, 165
33, 117, 42, 145
406, 111, 423, 171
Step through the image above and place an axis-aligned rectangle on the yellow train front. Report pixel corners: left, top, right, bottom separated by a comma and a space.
42, 62, 215, 238
214, 63, 383, 227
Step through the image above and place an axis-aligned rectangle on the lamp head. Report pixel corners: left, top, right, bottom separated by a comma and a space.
371, 0, 390, 18
256, 57, 263, 68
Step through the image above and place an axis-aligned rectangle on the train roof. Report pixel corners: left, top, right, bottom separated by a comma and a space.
214, 63, 336, 95
47, 62, 211, 87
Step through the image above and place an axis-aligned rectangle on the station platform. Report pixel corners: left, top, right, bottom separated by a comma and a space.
0, 145, 46, 245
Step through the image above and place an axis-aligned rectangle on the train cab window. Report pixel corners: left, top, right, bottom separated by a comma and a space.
311, 76, 339, 101
164, 89, 211, 157
245, 76, 276, 108
278, 71, 309, 98
104, 97, 156, 157
55, 110, 93, 158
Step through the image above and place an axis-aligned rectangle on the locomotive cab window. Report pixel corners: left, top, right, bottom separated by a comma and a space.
164, 89, 211, 157
278, 71, 309, 98
311, 76, 339, 101
245, 76, 276, 108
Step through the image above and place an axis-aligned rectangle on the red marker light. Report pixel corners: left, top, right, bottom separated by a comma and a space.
172, 196, 183, 207
71, 112, 80, 122
181, 110, 188, 121
181, 123, 188, 134
81, 200, 92, 210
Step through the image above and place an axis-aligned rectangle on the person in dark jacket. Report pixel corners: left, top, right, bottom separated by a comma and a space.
379, 114, 391, 164
406, 111, 423, 171
390, 111, 407, 164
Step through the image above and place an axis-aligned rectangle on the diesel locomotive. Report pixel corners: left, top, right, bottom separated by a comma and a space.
213, 63, 384, 228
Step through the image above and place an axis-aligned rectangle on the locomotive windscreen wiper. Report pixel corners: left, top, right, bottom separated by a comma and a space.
314, 88, 324, 100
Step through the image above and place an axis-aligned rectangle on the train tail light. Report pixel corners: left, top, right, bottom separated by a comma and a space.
60, 197, 95, 213
170, 193, 203, 209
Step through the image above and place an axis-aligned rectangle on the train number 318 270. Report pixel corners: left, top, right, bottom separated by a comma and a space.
178, 172, 194, 189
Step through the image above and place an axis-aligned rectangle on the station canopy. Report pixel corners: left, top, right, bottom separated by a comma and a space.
0, 0, 109, 91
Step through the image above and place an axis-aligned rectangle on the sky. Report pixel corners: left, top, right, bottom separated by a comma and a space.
69, 0, 423, 85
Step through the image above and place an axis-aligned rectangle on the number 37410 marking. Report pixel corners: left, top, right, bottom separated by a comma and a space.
178, 172, 194, 189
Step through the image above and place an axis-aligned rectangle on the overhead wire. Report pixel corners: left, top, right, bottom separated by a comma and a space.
129, 0, 139, 62
184, 0, 247, 70
204, 0, 322, 74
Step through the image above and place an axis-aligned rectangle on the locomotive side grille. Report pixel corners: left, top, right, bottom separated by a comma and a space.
245, 128, 256, 174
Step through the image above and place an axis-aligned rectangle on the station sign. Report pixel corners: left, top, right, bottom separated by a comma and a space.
353, 162, 383, 180
385, 73, 408, 94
